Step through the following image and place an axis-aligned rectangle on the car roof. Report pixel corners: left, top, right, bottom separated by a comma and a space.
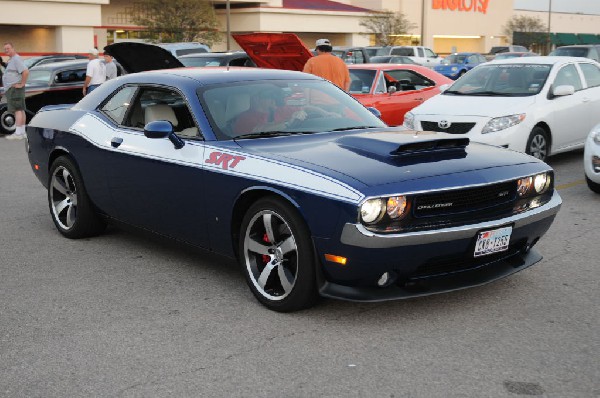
29, 59, 88, 70
113, 66, 318, 85
178, 52, 247, 59
347, 63, 426, 71
485, 56, 594, 65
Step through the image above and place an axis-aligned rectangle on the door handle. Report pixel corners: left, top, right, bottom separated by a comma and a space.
111, 137, 123, 148
582, 97, 590, 103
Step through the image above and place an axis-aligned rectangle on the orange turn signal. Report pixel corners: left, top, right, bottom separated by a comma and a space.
324, 254, 347, 265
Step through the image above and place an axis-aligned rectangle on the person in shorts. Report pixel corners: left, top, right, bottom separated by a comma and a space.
3, 42, 29, 140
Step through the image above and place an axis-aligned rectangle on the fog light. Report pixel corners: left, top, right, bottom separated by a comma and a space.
592, 156, 600, 173
377, 272, 390, 287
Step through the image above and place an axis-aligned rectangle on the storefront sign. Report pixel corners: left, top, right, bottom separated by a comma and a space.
432, 0, 490, 14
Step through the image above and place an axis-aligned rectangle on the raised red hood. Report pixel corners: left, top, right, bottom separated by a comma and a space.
232, 33, 312, 71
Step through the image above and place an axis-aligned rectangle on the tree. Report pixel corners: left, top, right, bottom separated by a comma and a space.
133, 0, 221, 46
502, 15, 547, 48
359, 10, 417, 46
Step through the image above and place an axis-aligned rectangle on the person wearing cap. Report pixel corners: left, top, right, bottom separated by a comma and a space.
303, 38, 351, 91
83, 48, 106, 95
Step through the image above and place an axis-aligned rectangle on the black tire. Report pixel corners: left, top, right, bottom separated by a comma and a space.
458, 70, 466, 78
586, 176, 600, 194
0, 109, 16, 135
239, 197, 319, 312
526, 126, 550, 161
48, 156, 106, 239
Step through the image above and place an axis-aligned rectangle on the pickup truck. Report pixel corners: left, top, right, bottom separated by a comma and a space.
377, 46, 442, 68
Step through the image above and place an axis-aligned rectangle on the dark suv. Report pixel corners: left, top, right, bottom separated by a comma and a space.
549, 45, 600, 62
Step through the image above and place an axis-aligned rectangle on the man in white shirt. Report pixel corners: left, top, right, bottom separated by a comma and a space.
83, 48, 105, 95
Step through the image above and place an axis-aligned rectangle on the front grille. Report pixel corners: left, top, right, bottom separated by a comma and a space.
409, 239, 527, 278
413, 181, 516, 218
421, 121, 475, 134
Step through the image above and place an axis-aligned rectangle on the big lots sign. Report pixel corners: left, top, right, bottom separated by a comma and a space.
432, 0, 490, 14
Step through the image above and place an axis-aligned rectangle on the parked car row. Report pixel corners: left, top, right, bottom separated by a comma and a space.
5, 40, 600, 196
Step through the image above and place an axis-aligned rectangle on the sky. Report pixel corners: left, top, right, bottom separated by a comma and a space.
513, 0, 600, 15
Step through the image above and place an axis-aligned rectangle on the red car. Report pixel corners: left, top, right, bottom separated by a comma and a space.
232, 33, 452, 127
347, 64, 452, 126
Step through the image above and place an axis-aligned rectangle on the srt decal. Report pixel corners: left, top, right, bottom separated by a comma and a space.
206, 151, 246, 170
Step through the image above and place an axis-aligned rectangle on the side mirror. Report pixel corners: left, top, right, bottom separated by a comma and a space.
144, 120, 185, 149
387, 85, 397, 94
367, 107, 382, 119
549, 84, 575, 99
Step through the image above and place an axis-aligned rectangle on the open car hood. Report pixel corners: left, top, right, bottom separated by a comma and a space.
104, 42, 184, 74
232, 33, 312, 71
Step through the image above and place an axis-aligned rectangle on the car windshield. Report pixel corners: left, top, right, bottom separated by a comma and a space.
444, 64, 551, 96
23, 57, 44, 69
369, 56, 391, 63
550, 47, 589, 57
442, 54, 468, 64
199, 79, 386, 140
27, 69, 53, 84
494, 53, 519, 60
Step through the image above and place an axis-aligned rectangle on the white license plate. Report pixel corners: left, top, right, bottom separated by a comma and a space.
474, 226, 512, 257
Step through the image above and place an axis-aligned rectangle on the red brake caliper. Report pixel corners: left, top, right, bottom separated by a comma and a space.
261, 233, 270, 264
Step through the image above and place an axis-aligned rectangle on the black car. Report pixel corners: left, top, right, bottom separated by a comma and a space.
1, 60, 88, 134
23, 54, 88, 69
177, 51, 256, 67
1, 59, 126, 134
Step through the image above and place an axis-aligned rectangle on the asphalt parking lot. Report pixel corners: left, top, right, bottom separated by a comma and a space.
1, 139, 598, 397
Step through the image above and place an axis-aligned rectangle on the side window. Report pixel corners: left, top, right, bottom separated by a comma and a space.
417, 48, 425, 57
588, 47, 600, 62
579, 63, 600, 88
384, 70, 433, 91
100, 86, 137, 125
123, 87, 199, 138
554, 64, 583, 91
424, 48, 436, 58
55, 69, 86, 84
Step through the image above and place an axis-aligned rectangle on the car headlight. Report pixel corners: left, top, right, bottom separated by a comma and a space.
403, 112, 415, 130
360, 198, 385, 223
482, 114, 526, 134
360, 196, 408, 224
517, 172, 552, 197
451, 67, 458, 72
592, 131, 600, 144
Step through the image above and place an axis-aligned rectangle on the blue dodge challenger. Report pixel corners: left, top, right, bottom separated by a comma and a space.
24, 49, 561, 312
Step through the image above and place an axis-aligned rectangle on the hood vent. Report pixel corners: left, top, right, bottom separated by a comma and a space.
390, 138, 470, 156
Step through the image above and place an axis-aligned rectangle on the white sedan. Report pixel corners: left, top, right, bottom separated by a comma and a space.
403, 56, 600, 161
584, 124, 600, 193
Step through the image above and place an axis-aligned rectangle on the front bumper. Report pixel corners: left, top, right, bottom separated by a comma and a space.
317, 191, 561, 302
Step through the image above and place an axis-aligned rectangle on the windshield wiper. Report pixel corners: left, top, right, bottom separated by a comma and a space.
331, 126, 380, 132
234, 131, 292, 140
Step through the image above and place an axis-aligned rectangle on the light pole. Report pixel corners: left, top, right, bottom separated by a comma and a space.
547, 0, 552, 54
226, 0, 231, 51
421, 0, 425, 46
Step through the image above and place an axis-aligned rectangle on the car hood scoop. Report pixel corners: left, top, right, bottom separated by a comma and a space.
336, 132, 469, 159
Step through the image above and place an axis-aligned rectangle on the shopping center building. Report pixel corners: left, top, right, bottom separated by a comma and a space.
1, 0, 599, 56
